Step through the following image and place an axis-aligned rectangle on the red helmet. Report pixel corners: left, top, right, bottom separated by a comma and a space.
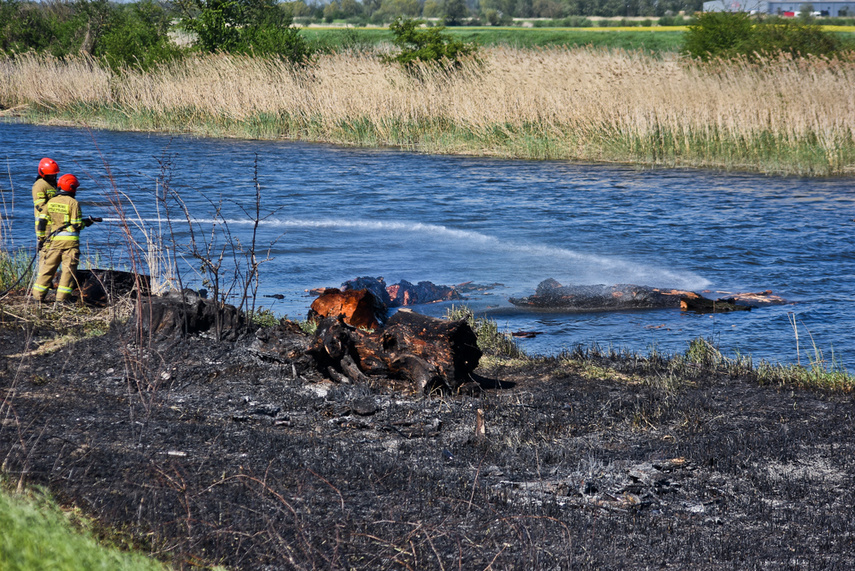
58, 174, 80, 194
38, 157, 60, 177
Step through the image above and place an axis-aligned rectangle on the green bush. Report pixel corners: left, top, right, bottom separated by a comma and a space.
682, 11, 755, 60
385, 17, 477, 71
96, 1, 182, 70
0, 0, 53, 53
0, 0, 183, 66
180, 0, 312, 63
742, 19, 842, 58
0, 0, 87, 57
683, 11, 844, 61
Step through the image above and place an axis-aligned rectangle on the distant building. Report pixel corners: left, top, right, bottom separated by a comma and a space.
703, 0, 768, 12
767, 2, 853, 15
703, 0, 854, 15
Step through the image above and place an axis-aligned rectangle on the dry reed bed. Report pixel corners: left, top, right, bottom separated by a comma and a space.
2, 48, 855, 172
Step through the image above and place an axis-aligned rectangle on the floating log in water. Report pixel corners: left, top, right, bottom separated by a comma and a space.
509, 279, 786, 314
679, 296, 751, 312
680, 289, 787, 313
509, 279, 690, 311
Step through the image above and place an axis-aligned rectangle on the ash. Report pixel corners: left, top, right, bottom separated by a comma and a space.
2, 320, 854, 570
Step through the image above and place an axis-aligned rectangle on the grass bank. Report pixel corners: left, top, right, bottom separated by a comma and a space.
2, 47, 855, 175
0, 484, 167, 571
449, 306, 855, 392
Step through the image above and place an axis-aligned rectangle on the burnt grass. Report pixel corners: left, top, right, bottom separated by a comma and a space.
2, 313, 855, 570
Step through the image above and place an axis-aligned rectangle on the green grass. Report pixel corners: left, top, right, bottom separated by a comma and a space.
302, 25, 855, 54
445, 304, 527, 360
604, 127, 855, 176
248, 306, 280, 327
558, 336, 855, 393
0, 485, 167, 571
302, 26, 686, 53
446, 27, 685, 52
0, 248, 37, 293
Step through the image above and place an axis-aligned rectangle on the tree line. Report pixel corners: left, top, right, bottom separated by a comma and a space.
0, 0, 706, 69
295, 0, 704, 25
1, 0, 851, 70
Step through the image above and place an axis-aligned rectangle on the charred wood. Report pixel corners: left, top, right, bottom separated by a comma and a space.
127, 289, 246, 342
307, 310, 481, 394
680, 296, 752, 313
511, 279, 787, 314
307, 287, 387, 329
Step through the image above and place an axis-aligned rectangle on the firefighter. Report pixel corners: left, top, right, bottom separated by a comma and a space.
32, 157, 59, 238
32, 174, 97, 304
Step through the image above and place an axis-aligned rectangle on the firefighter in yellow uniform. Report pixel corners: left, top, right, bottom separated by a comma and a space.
32, 174, 95, 304
32, 157, 59, 238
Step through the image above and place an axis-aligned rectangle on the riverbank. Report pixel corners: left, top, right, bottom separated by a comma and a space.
3, 47, 855, 176
1, 292, 854, 569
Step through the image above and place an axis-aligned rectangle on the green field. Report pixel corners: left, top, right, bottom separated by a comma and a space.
447, 27, 687, 51
302, 26, 686, 52
302, 25, 855, 53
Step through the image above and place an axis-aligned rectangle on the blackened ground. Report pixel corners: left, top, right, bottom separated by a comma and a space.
1, 316, 854, 570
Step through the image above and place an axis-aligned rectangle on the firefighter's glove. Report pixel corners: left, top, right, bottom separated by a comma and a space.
84, 216, 102, 227
37, 238, 45, 252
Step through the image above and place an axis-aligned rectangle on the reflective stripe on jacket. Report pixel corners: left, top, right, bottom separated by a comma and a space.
39, 194, 84, 249
32, 178, 57, 236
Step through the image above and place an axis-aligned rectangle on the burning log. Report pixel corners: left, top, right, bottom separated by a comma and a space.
341, 276, 463, 307
340, 276, 393, 307
307, 309, 482, 394
680, 290, 786, 313
709, 290, 786, 306
307, 288, 387, 329
385, 279, 461, 306
307, 277, 468, 330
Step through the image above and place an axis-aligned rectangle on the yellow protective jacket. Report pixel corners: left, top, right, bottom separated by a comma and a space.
38, 193, 85, 250
32, 178, 57, 235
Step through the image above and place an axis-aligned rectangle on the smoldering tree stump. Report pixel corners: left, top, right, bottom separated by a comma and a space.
75, 269, 151, 307
308, 309, 482, 393
307, 288, 387, 330
128, 290, 246, 342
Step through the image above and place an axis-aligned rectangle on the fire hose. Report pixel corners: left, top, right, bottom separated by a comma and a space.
0, 216, 103, 300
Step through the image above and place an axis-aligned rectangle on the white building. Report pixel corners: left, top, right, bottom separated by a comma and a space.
703, 0, 854, 14
766, 2, 853, 15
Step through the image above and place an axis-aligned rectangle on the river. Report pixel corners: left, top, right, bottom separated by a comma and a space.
2, 123, 854, 369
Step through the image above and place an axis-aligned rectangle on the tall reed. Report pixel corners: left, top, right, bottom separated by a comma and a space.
2, 48, 854, 175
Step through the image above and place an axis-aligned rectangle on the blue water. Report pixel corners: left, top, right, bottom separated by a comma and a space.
2, 123, 854, 368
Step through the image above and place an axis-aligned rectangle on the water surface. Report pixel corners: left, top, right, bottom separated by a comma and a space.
2, 123, 853, 368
